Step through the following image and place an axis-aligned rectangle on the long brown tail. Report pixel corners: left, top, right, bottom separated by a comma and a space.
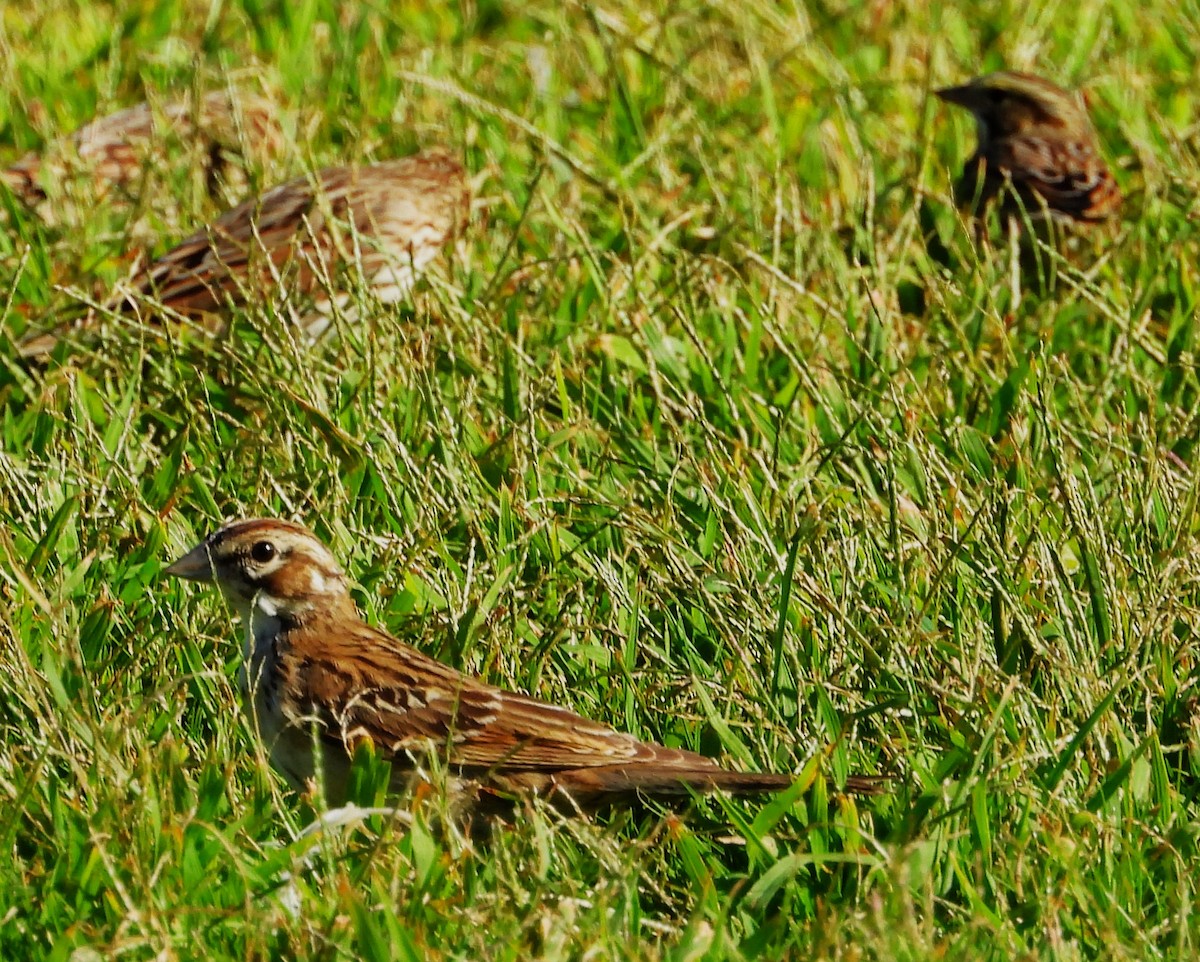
548, 764, 887, 803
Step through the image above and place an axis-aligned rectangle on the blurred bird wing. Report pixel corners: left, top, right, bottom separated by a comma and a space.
130, 176, 318, 311
1, 153, 44, 203
997, 135, 1121, 221
126, 154, 468, 313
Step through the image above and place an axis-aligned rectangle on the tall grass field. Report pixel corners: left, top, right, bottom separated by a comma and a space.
2, 1, 1199, 958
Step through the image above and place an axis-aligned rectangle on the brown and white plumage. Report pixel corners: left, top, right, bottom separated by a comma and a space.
936, 71, 1121, 224
2, 90, 284, 215
118, 150, 468, 336
166, 519, 879, 809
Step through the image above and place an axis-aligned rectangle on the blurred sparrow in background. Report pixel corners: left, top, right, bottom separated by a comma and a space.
17, 149, 468, 356
936, 71, 1121, 224
2, 89, 285, 218
117, 150, 469, 338
166, 518, 879, 811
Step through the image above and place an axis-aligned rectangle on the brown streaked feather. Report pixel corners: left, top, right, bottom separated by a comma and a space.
276, 614, 690, 774
2, 90, 284, 209
120, 151, 469, 321
963, 134, 1122, 223
0, 161, 41, 204
8, 90, 292, 358
534, 765, 797, 800
18, 151, 469, 357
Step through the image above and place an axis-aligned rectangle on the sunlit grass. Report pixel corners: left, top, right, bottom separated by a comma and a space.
2, 1, 1200, 958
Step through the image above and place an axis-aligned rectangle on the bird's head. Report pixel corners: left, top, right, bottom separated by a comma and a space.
166, 518, 350, 622
937, 71, 1088, 139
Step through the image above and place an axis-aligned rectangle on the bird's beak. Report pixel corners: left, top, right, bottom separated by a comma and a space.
165, 543, 213, 582
935, 85, 974, 108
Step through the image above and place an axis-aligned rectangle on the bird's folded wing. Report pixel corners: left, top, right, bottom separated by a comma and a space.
294, 623, 718, 774
125, 178, 319, 312
999, 136, 1120, 221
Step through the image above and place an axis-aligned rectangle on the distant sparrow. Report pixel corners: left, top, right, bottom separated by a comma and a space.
117, 150, 469, 338
2, 90, 284, 217
166, 519, 879, 810
936, 71, 1121, 224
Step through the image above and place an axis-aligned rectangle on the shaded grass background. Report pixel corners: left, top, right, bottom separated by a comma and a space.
3, 0, 1200, 957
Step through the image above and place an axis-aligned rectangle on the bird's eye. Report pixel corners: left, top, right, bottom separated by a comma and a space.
250, 541, 276, 563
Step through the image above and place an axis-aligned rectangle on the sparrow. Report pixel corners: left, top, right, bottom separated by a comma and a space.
2, 90, 284, 217
165, 518, 880, 811
115, 150, 469, 338
935, 71, 1121, 224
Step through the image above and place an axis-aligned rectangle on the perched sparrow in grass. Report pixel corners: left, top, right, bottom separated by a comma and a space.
935, 71, 1121, 224
116, 150, 469, 337
2, 90, 284, 217
166, 519, 879, 810
13, 150, 466, 358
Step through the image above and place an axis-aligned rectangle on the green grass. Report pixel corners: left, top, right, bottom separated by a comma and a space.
3, 0, 1200, 958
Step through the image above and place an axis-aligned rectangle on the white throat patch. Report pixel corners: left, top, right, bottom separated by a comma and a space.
254, 590, 283, 618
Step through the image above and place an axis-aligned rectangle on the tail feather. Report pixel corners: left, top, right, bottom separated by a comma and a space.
543, 764, 887, 805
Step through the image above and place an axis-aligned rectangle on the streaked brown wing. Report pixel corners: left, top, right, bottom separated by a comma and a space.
7, 93, 283, 209
124, 154, 467, 316
993, 135, 1121, 221
71, 102, 158, 158
128, 176, 318, 313
287, 619, 712, 775
0, 155, 44, 204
